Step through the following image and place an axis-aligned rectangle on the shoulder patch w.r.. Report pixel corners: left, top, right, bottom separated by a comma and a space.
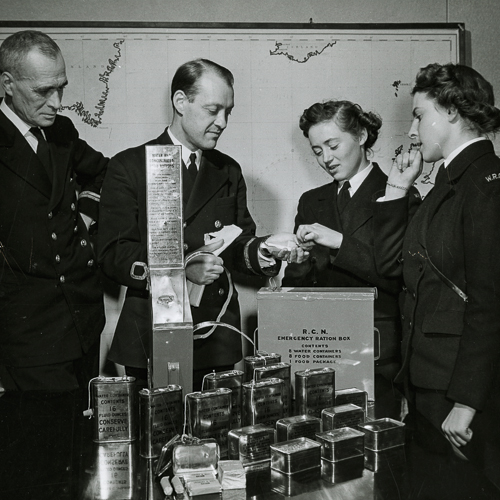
485, 173, 500, 182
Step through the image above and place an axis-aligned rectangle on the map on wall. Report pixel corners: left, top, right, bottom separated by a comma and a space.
0, 26, 461, 232
0, 24, 462, 352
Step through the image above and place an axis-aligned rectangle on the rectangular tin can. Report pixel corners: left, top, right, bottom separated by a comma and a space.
172, 438, 219, 476
357, 417, 405, 451
316, 427, 365, 461
270, 437, 322, 474
321, 404, 365, 432
138, 385, 182, 458
321, 456, 364, 484
295, 367, 335, 418
93, 442, 136, 499
253, 363, 291, 417
276, 415, 322, 442
244, 351, 281, 382
270, 467, 321, 496
335, 387, 368, 415
228, 424, 276, 462
364, 445, 405, 472
91, 376, 136, 443
204, 369, 243, 429
242, 378, 284, 427
186, 388, 232, 458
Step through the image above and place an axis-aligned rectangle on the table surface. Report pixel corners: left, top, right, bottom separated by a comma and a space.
1, 390, 500, 500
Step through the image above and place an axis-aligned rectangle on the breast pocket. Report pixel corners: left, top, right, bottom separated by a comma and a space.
215, 196, 237, 225
421, 309, 464, 336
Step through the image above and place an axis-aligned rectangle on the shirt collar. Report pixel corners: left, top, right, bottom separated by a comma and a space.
167, 127, 201, 168
443, 137, 487, 168
0, 99, 32, 138
338, 162, 373, 195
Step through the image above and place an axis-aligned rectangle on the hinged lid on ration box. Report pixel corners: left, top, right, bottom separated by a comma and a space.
257, 287, 376, 400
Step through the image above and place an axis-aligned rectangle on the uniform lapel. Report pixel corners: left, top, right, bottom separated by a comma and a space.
184, 153, 228, 220
0, 112, 52, 199
341, 164, 386, 235
47, 139, 70, 211
315, 182, 341, 229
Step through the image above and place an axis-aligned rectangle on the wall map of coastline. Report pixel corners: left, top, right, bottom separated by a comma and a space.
0, 26, 460, 215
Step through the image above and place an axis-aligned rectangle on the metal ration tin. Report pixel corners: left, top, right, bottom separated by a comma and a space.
357, 417, 405, 451
295, 367, 336, 418
186, 388, 232, 458
321, 456, 364, 484
204, 369, 243, 429
93, 442, 137, 500
253, 362, 291, 417
270, 437, 322, 474
321, 404, 365, 432
91, 376, 137, 443
276, 415, 321, 442
138, 385, 182, 458
270, 467, 321, 496
228, 424, 276, 463
244, 351, 282, 382
316, 427, 365, 462
364, 444, 405, 472
242, 378, 284, 427
172, 438, 219, 476
335, 387, 368, 415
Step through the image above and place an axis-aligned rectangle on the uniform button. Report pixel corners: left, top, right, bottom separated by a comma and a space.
48, 212, 53, 219
401, 314, 405, 321
71, 203, 76, 211
183, 222, 187, 228
51, 232, 57, 240
218, 288, 225, 296
81, 239, 87, 247
74, 226, 78, 233
183, 243, 189, 251
60, 275, 65, 283
87, 259, 94, 267
69, 177, 73, 183
55, 254, 61, 263
409, 321, 412, 328
412, 292, 416, 299
214, 220, 222, 229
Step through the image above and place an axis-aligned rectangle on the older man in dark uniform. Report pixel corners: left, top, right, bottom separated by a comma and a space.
0, 30, 107, 497
98, 58, 304, 390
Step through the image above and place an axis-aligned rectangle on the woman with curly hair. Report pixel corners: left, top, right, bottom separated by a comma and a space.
284, 100, 420, 419
373, 63, 500, 485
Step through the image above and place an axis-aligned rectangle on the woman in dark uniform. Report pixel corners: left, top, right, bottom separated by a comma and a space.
372, 63, 500, 486
284, 100, 420, 418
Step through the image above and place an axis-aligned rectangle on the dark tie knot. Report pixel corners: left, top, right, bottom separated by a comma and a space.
188, 153, 198, 178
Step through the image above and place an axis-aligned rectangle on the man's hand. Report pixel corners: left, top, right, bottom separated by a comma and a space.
185, 240, 225, 285
262, 233, 310, 264
296, 223, 343, 250
441, 402, 476, 448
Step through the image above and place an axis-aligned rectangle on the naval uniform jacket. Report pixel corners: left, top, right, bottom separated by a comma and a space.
98, 128, 279, 370
283, 163, 420, 362
373, 140, 500, 414
0, 107, 108, 368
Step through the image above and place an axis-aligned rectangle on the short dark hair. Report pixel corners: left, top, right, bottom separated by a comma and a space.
0, 30, 61, 77
412, 63, 500, 135
299, 100, 382, 151
170, 58, 234, 103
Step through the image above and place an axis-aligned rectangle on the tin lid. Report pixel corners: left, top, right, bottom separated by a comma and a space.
242, 377, 285, 389
295, 367, 335, 378
277, 415, 321, 427
271, 437, 321, 455
139, 385, 182, 396
358, 418, 405, 433
186, 387, 232, 399
316, 427, 365, 443
330, 404, 364, 414
205, 370, 244, 381
172, 438, 219, 475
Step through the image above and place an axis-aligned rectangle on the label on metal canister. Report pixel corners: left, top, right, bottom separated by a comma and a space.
228, 424, 276, 462
186, 388, 232, 458
204, 370, 243, 429
244, 351, 281, 382
295, 367, 335, 418
139, 385, 182, 458
91, 376, 136, 443
253, 363, 291, 417
242, 378, 284, 427
321, 404, 365, 432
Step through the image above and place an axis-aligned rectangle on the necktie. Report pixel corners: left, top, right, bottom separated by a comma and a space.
337, 180, 351, 214
30, 127, 52, 179
183, 152, 198, 202
434, 162, 447, 186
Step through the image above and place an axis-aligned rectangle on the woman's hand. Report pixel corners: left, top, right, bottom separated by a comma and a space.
185, 240, 225, 285
386, 149, 423, 200
441, 402, 476, 448
296, 223, 343, 250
